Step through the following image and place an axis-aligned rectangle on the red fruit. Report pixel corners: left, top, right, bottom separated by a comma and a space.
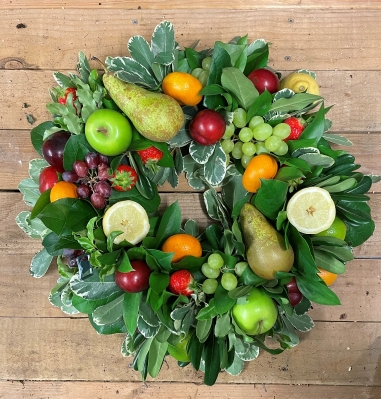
169, 270, 195, 296
58, 87, 77, 105
39, 165, 61, 193
189, 109, 226, 145
42, 131, 71, 172
283, 117, 306, 141
114, 260, 152, 293
285, 277, 303, 306
247, 68, 279, 94
110, 165, 138, 191
137, 146, 164, 169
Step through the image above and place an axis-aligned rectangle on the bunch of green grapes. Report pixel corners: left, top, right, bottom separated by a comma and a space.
221, 108, 290, 168
191, 56, 212, 87
201, 253, 249, 294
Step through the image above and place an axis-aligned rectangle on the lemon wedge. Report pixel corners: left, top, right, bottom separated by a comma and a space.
286, 187, 336, 234
102, 200, 150, 245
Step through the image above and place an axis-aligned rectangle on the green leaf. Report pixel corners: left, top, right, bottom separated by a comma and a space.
299, 102, 326, 143
285, 312, 314, 332
18, 178, 40, 207
128, 35, 155, 73
149, 271, 170, 294
295, 276, 341, 305
315, 245, 354, 263
214, 285, 236, 315
30, 189, 51, 220
215, 313, 231, 337
151, 21, 175, 59
196, 299, 218, 320
203, 142, 227, 186
224, 352, 244, 375
154, 201, 182, 248
203, 332, 221, 386
239, 267, 267, 287
29, 247, 54, 278
270, 93, 321, 113
196, 318, 213, 342
246, 90, 272, 120
254, 179, 288, 220
148, 338, 168, 378
31, 121, 56, 156
123, 291, 142, 336
43, 231, 82, 255
298, 152, 335, 168
322, 133, 353, 146
63, 131, 93, 170
189, 141, 215, 164
184, 219, 199, 237
92, 294, 124, 326
88, 314, 126, 335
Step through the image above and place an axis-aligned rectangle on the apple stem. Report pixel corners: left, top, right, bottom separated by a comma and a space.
91, 56, 107, 73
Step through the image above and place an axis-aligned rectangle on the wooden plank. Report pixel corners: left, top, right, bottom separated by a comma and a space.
0, 380, 380, 399
2, 130, 381, 192
1, 252, 379, 322
1, 9, 381, 71
2, 70, 381, 132
4, 192, 381, 257
1, 317, 380, 385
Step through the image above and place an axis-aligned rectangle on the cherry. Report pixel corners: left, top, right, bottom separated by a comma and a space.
247, 68, 279, 94
38, 165, 60, 193
285, 277, 303, 306
114, 260, 152, 293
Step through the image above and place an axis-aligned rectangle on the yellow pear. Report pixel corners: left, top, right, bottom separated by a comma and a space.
103, 73, 184, 142
240, 203, 294, 280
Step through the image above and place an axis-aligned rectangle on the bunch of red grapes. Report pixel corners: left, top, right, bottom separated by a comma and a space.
62, 152, 112, 209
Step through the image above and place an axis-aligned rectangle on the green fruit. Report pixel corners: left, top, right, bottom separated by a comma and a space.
232, 288, 278, 335
103, 73, 184, 142
167, 333, 192, 362
240, 203, 294, 280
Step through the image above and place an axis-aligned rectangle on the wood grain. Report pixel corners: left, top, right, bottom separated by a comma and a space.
0, 380, 380, 399
1, 9, 381, 71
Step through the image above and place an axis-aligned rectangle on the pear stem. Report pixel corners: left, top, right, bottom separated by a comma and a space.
91, 56, 107, 73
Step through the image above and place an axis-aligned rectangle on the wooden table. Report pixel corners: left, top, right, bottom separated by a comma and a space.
1, 1, 381, 398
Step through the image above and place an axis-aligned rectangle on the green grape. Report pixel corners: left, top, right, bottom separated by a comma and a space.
272, 140, 289, 156
202, 56, 212, 71
242, 142, 256, 156
235, 261, 248, 277
231, 141, 244, 159
191, 67, 203, 79
202, 278, 218, 295
221, 273, 238, 291
241, 154, 254, 168
252, 123, 273, 141
256, 141, 270, 154
208, 253, 224, 270
265, 135, 282, 152
238, 127, 253, 143
201, 263, 220, 279
199, 70, 209, 87
233, 108, 247, 128
249, 116, 264, 130
222, 123, 235, 139
221, 139, 235, 154
272, 123, 291, 139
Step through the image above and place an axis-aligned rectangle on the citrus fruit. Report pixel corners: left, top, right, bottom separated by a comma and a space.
242, 154, 278, 193
162, 71, 203, 106
50, 181, 78, 202
279, 72, 320, 95
102, 200, 150, 245
161, 233, 203, 263
286, 187, 336, 234
317, 267, 338, 286
315, 216, 347, 240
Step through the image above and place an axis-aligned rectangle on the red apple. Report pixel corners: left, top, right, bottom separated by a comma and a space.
189, 109, 226, 146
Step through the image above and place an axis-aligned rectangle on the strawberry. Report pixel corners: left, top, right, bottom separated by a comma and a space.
169, 270, 195, 296
283, 117, 306, 141
58, 87, 78, 105
137, 146, 163, 171
109, 165, 138, 191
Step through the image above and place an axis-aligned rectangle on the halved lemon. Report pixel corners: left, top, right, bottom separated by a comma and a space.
102, 200, 150, 245
286, 187, 336, 234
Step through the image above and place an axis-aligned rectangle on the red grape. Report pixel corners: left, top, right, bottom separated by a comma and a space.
94, 181, 112, 198
62, 170, 80, 183
73, 160, 89, 177
85, 152, 100, 169
77, 184, 91, 198
90, 192, 106, 209
98, 163, 111, 180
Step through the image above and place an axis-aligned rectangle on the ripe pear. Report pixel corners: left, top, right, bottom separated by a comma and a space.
240, 203, 294, 280
103, 73, 184, 142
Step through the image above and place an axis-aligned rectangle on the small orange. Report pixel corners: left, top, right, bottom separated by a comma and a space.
162, 72, 203, 106
50, 181, 78, 202
317, 267, 338, 287
161, 233, 203, 263
242, 154, 278, 193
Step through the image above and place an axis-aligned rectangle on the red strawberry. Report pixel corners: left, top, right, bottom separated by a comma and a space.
109, 165, 138, 191
137, 146, 163, 170
283, 117, 306, 141
58, 87, 78, 105
169, 270, 195, 296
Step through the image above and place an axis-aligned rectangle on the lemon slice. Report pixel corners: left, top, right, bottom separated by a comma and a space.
102, 200, 150, 245
286, 187, 336, 234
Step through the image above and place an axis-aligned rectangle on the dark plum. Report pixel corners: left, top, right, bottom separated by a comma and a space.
42, 131, 71, 172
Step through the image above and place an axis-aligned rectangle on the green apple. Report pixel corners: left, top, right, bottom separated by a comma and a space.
167, 332, 191, 362
85, 109, 132, 156
232, 288, 278, 335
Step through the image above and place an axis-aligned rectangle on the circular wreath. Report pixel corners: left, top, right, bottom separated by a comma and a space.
16, 21, 377, 386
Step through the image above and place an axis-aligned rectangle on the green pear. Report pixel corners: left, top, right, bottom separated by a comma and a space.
240, 203, 294, 280
103, 73, 184, 142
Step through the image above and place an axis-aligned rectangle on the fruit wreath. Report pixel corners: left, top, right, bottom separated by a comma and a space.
16, 21, 378, 385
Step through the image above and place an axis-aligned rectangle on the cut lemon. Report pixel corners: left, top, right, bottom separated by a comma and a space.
286, 187, 336, 234
102, 200, 150, 245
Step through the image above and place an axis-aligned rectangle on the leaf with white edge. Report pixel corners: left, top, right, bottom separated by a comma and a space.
221, 67, 258, 110
138, 316, 161, 338
270, 93, 322, 113
236, 342, 259, 361
29, 158, 49, 183
140, 302, 160, 327
30, 247, 54, 278
189, 141, 215, 164
186, 172, 207, 190
15, 211, 50, 239
128, 35, 155, 72
151, 21, 175, 58
285, 312, 315, 332
298, 152, 335, 167
168, 124, 192, 148
70, 271, 123, 300
297, 69, 317, 79
18, 178, 40, 207
291, 147, 320, 158
224, 352, 244, 376
53, 72, 73, 88
203, 189, 220, 221
121, 333, 136, 357
92, 295, 124, 326
273, 88, 294, 101
204, 142, 227, 186
322, 133, 353, 146
77, 51, 91, 82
